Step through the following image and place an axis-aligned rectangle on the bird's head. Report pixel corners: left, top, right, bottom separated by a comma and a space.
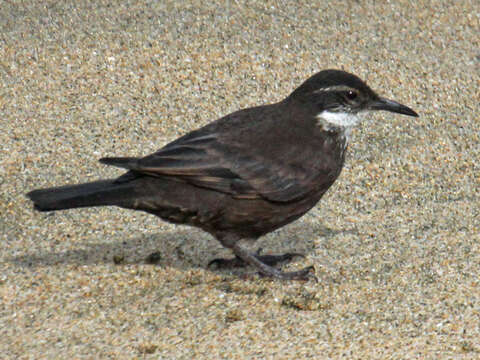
288, 69, 418, 130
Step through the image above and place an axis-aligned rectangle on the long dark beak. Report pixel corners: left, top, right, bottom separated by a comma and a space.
369, 97, 418, 117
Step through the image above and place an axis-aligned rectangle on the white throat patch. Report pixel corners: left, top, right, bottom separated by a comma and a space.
316, 110, 361, 130
316, 110, 365, 144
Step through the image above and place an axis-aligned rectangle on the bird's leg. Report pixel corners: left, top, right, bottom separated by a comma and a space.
211, 235, 315, 280
209, 232, 317, 280
208, 248, 304, 269
231, 242, 315, 281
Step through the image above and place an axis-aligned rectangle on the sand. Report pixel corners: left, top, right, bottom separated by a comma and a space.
1, 0, 479, 358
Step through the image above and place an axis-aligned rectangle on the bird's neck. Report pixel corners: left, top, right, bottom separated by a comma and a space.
315, 110, 362, 144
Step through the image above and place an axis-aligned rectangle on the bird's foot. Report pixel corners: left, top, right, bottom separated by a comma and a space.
208, 248, 304, 269
211, 244, 316, 281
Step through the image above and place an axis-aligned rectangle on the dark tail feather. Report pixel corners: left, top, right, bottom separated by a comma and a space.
27, 180, 134, 212
99, 157, 138, 170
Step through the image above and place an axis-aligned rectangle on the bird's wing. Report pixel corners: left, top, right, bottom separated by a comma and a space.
101, 129, 327, 202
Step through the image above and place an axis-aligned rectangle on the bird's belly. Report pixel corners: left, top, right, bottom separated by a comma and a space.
136, 164, 342, 239
212, 183, 332, 238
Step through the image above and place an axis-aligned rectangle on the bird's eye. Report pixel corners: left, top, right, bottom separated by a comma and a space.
346, 90, 357, 100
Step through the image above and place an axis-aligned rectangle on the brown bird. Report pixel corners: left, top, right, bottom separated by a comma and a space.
27, 70, 418, 280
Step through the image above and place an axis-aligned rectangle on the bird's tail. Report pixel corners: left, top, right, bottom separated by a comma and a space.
27, 179, 134, 212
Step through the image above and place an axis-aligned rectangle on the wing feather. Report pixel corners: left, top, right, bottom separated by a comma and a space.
103, 105, 341, 202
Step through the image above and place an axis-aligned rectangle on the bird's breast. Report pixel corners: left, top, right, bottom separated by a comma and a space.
306, 130, 348, 189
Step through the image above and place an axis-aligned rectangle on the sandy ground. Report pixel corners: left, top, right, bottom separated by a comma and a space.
1, 0, 479, 358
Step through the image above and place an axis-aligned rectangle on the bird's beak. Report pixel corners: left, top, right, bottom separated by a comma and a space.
369, 97, 418, 117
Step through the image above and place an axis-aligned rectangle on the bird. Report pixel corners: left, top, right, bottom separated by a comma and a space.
27, 69, 418, 280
